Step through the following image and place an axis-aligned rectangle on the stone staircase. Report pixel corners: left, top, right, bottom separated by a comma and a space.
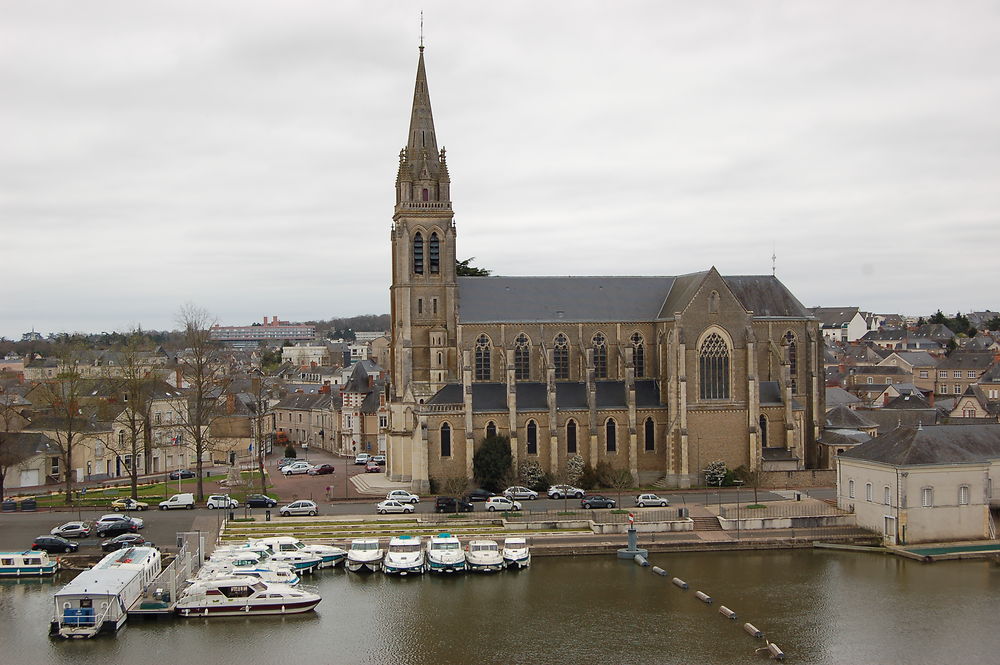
691, 516, 724, 532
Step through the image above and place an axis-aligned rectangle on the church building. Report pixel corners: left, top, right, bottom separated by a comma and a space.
387, 47, 824, 493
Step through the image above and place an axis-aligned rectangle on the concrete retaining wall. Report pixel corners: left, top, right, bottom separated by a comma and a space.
591, 519, 694, 534
718, 513, 856, 530
760, 469, 836, 488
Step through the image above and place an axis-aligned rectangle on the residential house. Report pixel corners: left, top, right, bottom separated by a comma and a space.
338, 361, 388, 457
948, 385, 1000, 421
837, 424, 1000, 544
2, 432, 62, 490
877, 351, 939, 392
859, 329, 945, 352
274, 393, 337, 452
817, 405, 877, 468
812, 307, 870, 343
934, 352, 996, 397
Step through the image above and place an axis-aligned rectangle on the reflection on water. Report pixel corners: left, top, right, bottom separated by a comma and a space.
3, 550, 999, 665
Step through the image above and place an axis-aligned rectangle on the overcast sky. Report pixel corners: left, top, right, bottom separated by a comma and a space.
3, 1, 999, 339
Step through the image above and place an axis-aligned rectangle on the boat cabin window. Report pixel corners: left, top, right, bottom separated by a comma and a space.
352, 542, 378, 551
390, 544, 421, 553
26, 558, 41, 565
1, 558, 13, 565
219, 585, 254, 598
472, 543, 497, 551
432, 542, 460, 550
80, 599, 93, 608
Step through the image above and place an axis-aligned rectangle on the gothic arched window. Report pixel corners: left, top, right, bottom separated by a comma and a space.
644, 417, 655, 451
566, 419, 577, 454
699, 332, 730, 400
554, 333, 569, 380
475, 334, 492, 381
412, 232, 424, 275
514, 333, 530, 380
526, 420, 538, 455
605, 418, 617, 452
429, 232, 440, 274
440, 423, 452, 457
593, 332, 608, 379
631, 332, 645, 378
759, 414, 768, 447
486, 421, 497, 439
784, 331, 798, 393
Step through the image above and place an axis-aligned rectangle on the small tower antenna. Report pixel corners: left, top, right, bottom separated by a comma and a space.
419, 11, 424, 51
771, 243, 776, 276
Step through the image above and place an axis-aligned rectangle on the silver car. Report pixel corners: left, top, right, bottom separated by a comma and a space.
547, 484, 585, 499
279, 500, 318, 517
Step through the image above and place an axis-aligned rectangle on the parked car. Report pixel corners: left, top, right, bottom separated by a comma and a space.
281, 461, 314, 476
503, 486, 538, 500
465, 488, 495, 502
365, 461, 382, 473
435, 496, 473, 513
101, 533, 154, 552
50, 522, 91, 539
377, 499, 415, 514
159, 493, 196, 510
111, 497, 149, 511
308, 464, 335, 475
547, 484, 585, 499
371, 454, 387, 465
32, 535, 79, 553
94, 520, 139, 538
168, 469, 196, 480
246, 494, 278, 508
581, 494, 616, 509
275, 457, 296, 468
386, 490, 420, 504
206, 494, 239, 509
485, 496, 522, 512
96, 513, 144, 529
354, 453, 370, 465
279, 500, 318, 517
635, 493, 670, 507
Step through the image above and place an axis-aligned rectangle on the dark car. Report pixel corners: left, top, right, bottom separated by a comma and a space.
464, 488, 496, 502
101, 533, 154, 552
581, 494, 616, 509
94, 520, 139, 538
308, 464, 335, 476
435, 496, 474, 513
246, 494, 278, 508
168, 469, 196, 480
32, 535, 79, 554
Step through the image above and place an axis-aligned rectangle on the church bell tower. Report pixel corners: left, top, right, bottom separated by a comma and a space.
390, 45, 457, 401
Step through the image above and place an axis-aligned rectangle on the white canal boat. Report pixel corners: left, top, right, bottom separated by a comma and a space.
1, 551, 58, 577
346, 538, 384, 573
256, 536, 346, 568
49, 546, 161, 639
502, 537, 531, 569
426, 533, 466, 574
197, 552, 300, 586
382, 535, 425, 576
175, 577, 321, 617
466, 540, 504, 573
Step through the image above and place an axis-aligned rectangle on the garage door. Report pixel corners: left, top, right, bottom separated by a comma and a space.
19, 469, 40, 487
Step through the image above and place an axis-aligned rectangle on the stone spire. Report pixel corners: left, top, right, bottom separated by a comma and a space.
396, 45, 450, 206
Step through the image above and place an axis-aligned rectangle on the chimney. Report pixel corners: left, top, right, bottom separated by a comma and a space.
226, 393, 235, 414
273, 315, 279, 324
251, 376, 261, 394
311, 361, 317, 369
264, 316, 268, 325
368, 376, 374, 389
927, 390, 934, 406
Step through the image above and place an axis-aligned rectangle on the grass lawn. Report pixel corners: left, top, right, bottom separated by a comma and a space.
32, 474, 229, 507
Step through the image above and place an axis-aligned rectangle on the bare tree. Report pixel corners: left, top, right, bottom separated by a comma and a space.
105, 332, 157, 499
173, 305, 230, 501
609, 468, 634, 510
441, 475, 471, 511
248, 368, 273, 495
32, 344, 90, 504
0, 394, 31, 500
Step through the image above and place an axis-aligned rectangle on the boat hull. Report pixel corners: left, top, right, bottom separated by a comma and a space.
346, 558, 381, 573
427, 558, 467, 574
176, 598, 320, 617
0, 563, 58, 577
503, 555, 530, 569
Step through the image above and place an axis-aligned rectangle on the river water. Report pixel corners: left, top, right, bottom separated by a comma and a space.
2, 550, 998, 665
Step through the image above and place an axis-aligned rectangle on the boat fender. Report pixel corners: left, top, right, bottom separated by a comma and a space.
633, 554, 650, 567
719, 606, 737, 620
651, 566, 668, 576
672, 577, 688, 590
695, 591, 713, 604
744, 622, 763, 638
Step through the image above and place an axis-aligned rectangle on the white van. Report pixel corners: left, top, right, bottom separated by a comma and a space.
159, 493, 196, 510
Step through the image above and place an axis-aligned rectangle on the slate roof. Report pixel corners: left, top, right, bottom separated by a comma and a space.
516, 383, 548, 410
826, 405, 877, 429
839, 424, 1000, 465
848, 366, 909, 376
818, 429, 872, 447
471, 383, 506, 411
5, 431, 61, 462
856, 407, 938, 434
636, 380, 664, 408
556, 383, 588, 410
759, 381, 783, 405
426, 384, 463, 405
274, 394, 332, 411
457, 272, 812, 324
882, 393, 933, 410
810, 307, 860, 328
936, 352, 995, 371
879, 351, 938, 368
825, 387, 861, 409
980, 363, 1000, 383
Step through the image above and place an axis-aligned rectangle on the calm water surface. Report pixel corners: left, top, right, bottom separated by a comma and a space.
2, 550, 998, 665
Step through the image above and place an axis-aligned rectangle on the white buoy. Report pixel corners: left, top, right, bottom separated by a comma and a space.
744, 622, 763, 638
768, 642, 786, 660
651, 566, 668, 576
695, 590, 713, 604
719, 605, 737, 620
633, 554, 650, 567
672, 577, 689, 589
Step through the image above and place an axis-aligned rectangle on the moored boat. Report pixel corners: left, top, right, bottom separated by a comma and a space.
256, 536, 346, 569
1, 551, 58, 577
426, 533, 466, 574
466, 540, 504, 573
346, 538, 384, 573
383, 535, 425, 576
502, 537, 531, 569
175, 577, 320, 617
49, 546, 161, 639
